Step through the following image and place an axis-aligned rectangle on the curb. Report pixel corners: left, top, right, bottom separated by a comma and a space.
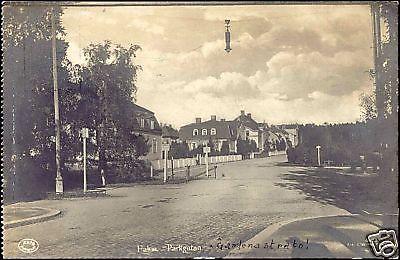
226, 212, 354, 257
4, 207, 62, 229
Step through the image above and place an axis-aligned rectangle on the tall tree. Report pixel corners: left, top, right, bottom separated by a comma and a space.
3, 4, 71, 201
76, 41, 144, 180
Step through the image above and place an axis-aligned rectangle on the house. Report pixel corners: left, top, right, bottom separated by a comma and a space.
267, 125, 291, 151
130, 103, 163, 162
234, 110, 272, 152
179, 115, 238, 153
277, 124, 299, 147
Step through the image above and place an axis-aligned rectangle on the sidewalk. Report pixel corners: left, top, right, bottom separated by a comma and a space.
3, 205, 61, 229
227, 214, 399, 258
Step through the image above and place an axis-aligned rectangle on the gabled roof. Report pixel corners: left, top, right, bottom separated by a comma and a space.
234, 114, 259, 131
268, 125, 289, 137
129, 103, 162, 135
179, 119, 237, 141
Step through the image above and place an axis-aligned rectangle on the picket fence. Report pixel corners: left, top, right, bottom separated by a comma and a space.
151, 154, 243, 171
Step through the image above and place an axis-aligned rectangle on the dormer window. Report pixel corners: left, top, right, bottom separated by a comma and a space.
211, 128, 216, 135
193, 129, 199, 136
202, 129, 207, 135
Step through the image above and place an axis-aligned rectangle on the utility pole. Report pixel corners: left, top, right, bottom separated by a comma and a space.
51, 7, 63, 193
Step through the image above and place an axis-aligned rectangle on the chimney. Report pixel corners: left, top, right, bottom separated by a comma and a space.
240, 110, 245, 116
169, 124, 172, 128
211, 115, 216, 121
196, 118, 201, 124
247, 113, 251, 118
221, 118, 225, 122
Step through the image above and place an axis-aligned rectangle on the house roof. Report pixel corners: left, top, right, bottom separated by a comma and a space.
234, 114, 260, 131
277, 124, 299, 129
268, 125, 289, 137
179, 119, 237, 141
129, 103, 162, 135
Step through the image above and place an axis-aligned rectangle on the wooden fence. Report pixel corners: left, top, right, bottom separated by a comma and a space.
151, 154, 243, 171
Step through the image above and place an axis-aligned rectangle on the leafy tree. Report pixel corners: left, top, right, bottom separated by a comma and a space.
359, 92, 377, 121
169, 141, 190, 159
237, 139, 258, 157
75, 41, 145, 181
3, 5, 71, 201
220, 141, 230, 155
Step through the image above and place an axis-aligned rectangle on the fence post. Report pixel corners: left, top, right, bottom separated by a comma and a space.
214, 165, 217, 179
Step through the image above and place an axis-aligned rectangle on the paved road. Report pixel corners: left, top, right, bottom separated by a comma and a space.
3, 155, 349, 258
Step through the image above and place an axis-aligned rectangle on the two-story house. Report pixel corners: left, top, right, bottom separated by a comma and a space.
130, 103, 163, 162
234, 110, 265, 151
179, 115, 238, 153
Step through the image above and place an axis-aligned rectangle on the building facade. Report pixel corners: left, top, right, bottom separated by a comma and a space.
277, 124, 299, 147
130, 104, 163, 162
179, 115, 238, 154
234, 110, 264, 150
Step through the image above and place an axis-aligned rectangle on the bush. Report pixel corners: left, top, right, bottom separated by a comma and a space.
108, 160, 151, 183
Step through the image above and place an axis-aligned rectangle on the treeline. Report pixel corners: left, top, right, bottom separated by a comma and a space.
286, 120, 396, 171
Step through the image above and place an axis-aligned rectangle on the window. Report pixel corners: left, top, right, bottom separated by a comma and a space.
140, 118, 145, 128
202, 129, 207, 135
150, 120, 155, 129
191, 142, 196, 150
152, 138, 157, 153
211, 128, 217, 135
193, 129, 199, 136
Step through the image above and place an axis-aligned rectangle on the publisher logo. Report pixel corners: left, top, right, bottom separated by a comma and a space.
18, 238, 39, 254
367, 229, 398, 258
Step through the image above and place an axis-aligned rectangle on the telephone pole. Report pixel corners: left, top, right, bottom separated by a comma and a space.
51, 7, 63, 193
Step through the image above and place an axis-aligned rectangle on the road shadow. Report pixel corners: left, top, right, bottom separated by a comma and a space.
274, 168, 398, 215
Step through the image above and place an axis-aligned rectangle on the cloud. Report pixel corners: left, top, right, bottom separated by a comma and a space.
182, 72, 261, 99
62, 4, 374, 127
127, 19, 165, 35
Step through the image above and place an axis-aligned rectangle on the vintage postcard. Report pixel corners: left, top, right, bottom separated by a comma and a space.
2, 1, 398, 258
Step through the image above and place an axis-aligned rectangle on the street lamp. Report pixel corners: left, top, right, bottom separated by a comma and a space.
224, 20, 232, 53
316, 145, 321, 166
51, 8, 63, 194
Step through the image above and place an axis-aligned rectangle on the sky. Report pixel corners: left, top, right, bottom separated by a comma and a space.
61, 3, 374, 129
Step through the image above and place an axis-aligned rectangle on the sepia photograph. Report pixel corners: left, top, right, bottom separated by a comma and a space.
1, 1, 398, 258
